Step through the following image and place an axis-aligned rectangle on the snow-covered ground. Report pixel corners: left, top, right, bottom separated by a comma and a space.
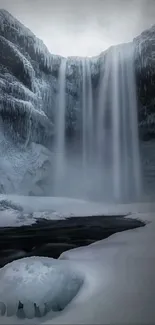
0, 194, 155, 227
0, 195, 126, 227
46, 209, 155, 324
0, 197, 155, 324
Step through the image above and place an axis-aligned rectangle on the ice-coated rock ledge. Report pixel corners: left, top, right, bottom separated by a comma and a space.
0, 257, 83, 321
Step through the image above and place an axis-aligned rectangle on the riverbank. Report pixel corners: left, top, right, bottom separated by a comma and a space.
0, 215, 145, 268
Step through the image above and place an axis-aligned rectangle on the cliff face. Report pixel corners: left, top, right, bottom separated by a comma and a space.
0, 9, 155, 196
0, 9, 56, 146
134, 26, 155, 140
0, 9, 56, 194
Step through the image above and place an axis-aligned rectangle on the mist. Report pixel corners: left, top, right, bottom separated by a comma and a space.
0, 0, 155, 56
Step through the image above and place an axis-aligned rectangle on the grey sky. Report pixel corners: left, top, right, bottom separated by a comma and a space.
0, 0, 155, 56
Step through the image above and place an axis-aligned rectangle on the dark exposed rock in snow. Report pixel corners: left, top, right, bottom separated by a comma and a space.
0, 9, 155, 195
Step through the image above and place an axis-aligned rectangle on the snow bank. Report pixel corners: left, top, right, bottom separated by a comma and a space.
0, 195, 125, 227
0, 257, 83, 321
0, 208, 66, 228
45, 210, 154, 324
0, 194, 155, 227
0, 201, 154, 324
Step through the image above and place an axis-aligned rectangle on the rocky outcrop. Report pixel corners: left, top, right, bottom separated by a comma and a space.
0, 9, 58, 194
134, 26, 155, 140
0, 9, 55, 146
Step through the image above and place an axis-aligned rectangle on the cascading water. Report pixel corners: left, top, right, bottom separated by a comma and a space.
82, 58, 93, 169
53, 59, 67, 195
97, 43, 141, 202
52, 43, 141, 203
80, 58, 96, 197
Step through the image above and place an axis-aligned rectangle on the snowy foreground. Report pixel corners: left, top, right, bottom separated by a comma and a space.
0, 194, 155, 227
0, 196, 155, 324
0, 195, 127, 227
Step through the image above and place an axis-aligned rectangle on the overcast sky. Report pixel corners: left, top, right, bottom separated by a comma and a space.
0, 0, 155, 57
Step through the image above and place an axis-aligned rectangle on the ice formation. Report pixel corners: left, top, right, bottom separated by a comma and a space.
0, 257, 83, 319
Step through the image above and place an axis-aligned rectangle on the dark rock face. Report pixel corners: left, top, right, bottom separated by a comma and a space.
0, 9, 155, 195
134, 26, 155, 140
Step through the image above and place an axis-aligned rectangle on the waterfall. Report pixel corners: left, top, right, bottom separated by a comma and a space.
52, 44, 141, 203
53, 59, 67, 195
97, 43, 141, 202
82, 58, 93, 169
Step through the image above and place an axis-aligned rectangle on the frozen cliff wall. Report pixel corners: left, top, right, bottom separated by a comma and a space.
134, 25, 155, 140
0, 9, 56, 194
0, 9, 55, 146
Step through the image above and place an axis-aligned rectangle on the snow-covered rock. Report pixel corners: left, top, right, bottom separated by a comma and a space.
0, 257, 83, 319
0, 128, 53, 195
0, 10, 54, 146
